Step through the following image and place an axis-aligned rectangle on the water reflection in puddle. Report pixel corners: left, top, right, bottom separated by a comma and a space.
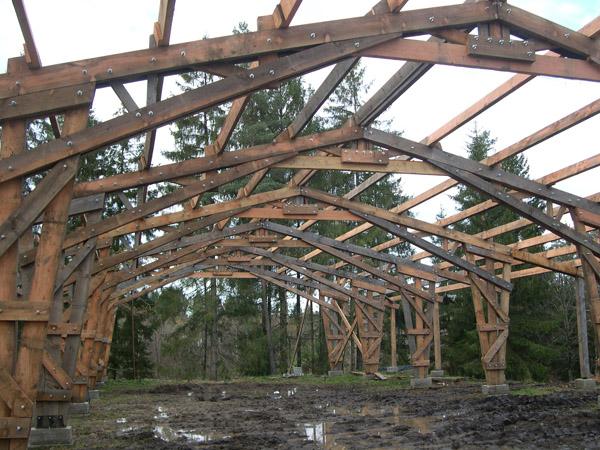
153, 405, 169, 420
153, 425, 231, 443
301, 404, 435, 447
303, 422, 346, 450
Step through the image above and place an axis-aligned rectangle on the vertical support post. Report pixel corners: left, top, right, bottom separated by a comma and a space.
571, 211, 600, 379
0, 58, 27, 450
355, 291, 385, 374
575, 277, 592, 379
11, 106, 89, 449
433, 296, 442, 372
390, 305, 397, 369
467, 252, 511, 393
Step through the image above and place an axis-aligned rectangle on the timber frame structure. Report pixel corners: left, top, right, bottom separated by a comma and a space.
1, 0, 600, 446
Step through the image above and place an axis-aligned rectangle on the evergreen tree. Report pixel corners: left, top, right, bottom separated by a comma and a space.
443, 126, 573, 381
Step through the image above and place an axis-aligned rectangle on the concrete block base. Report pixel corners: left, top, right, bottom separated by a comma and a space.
410, 377, 433, 389
574, 378, 597, 391
482, 384, 509, 395
430, 370, 445, 378
28, 427, 73, 447
384, 366, 399, 373
88, 389, 100, 400
291, 367, 303, 376
328, 370, 344, 377
70, 401, 90, 415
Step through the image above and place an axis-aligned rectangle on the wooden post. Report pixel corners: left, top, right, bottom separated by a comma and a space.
355, 291, 384, 374
575, 277, 592, 379
390, 305, 397, 368
0, 59, 27, 450
467, 254, 511, 387
433, 297, 442, 372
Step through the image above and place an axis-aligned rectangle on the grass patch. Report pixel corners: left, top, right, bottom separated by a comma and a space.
510, 385, 561, 396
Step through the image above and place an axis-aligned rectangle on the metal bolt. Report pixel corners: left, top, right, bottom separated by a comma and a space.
0, 235, 5, 240
9, 100, 16, 107
15, 80, 20, 86
428, 16, 435, 22
564, 33, 570, 39
67, 140, 73, 147
148, 110, 154, 117
135, 112, 142, 118
506, 8, 511, 13
523, 40, 529, 46
527, 51, 533, 57
151, 57, 157, 63
473, 35, 479, 41
310, 32, 316, 39
487, 37, 493, 43
63, 164, 68, 169
82, 69, 88, 75
20, 404, 25, 410
249, 73, 255, 79
269, 68, 275, 75
107, 67, 113, 74
8, 166, 13, 171
472, 44, 478, 50
76, 89, 83, 96
35, 310, 41, 315
180, 50, 186, 57
499, 39, 505, 45
16, 426, 22, 432
267, 38, 272, 43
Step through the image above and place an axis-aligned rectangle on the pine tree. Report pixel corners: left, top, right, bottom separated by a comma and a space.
444, 126, 571, 381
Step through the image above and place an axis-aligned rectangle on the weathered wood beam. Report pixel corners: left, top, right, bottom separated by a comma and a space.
73, 127, 361, 197
0, 2, 494, 99
361, 38, 600, 82
0, 36, 390, 182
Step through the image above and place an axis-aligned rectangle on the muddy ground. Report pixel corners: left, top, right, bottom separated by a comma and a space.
43, 376, 599, 449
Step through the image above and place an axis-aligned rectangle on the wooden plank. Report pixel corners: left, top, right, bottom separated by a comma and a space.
36, 390, 71, 402
0, 417, 30, 439
0, 302, 50, 322
1, 82, 94, 121
0, 158, 80, 258
154, 0, 176, 46
0, 33, 388, 184
0, 3, 494, 98
41, 351, 73, 390
111, 83, 139, 113
362, 38, 600, 82
0, 369, 32, 417
11, 0, 41, 69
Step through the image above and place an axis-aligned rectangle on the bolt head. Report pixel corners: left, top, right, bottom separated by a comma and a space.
180, 50, 186, 57
67, 140, 73, 147
148, 111, 154, 117
429, 16, 435, 22
249, 73, 255, 79
151, 57, 157, 63
267, 38, 272, 43
107, 67, 113, 74
310, 32, 316, 39
9, 100, 17, 106
354, 42, 360, 48
82, 69, 88, 75
269, 69, 275, 75
135, 112, 142, 118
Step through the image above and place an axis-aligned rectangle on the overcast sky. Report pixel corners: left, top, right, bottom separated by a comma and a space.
1, 0, 599, 223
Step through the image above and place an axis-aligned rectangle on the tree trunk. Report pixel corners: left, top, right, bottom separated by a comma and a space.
310, 301, 314, 373
279, 287, 288, 372
202, 279, 208, 378
262, 281, 276, 374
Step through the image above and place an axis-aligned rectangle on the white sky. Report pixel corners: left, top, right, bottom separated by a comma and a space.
1, 0, 599, 224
